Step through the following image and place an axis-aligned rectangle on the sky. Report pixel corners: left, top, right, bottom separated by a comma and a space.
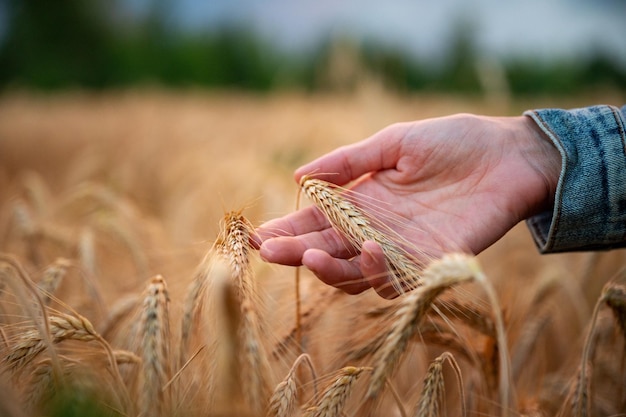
124, 0, 626, 67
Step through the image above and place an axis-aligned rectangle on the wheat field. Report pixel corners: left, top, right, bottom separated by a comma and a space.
0, 89, 625, 417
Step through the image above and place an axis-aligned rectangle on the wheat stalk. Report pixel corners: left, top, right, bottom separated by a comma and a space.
367, 254, 478, 399
0, 326, 8, 350
138, 274, 171, 417
300, 176, 426, 294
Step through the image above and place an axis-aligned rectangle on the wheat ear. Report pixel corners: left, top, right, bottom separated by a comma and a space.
5, 312, 125, 382
300, 176, 425, 294
566, 281, 626, 417
0, 254, 61, 377
413, 351, 466, 417
367, 254, 478, 399
216, 210, 271, 415
304, 366, 368, 417
37, 258, 71, 306
4, 310, 131, 414
267, 353, 317, 417
23, 356, 78, 412
179, 250, 215, 367
138, 275, 171, 417
602, 282, 626, 337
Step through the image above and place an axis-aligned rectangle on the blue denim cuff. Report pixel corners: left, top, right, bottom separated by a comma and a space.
523, 105, 626, 252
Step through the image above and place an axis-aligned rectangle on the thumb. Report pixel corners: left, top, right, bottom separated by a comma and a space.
294, 124, 404, 186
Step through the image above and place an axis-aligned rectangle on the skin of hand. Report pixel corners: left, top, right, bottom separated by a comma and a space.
256, 113, 562, 298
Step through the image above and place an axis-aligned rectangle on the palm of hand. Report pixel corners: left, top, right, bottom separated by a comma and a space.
259, 114, 558, 297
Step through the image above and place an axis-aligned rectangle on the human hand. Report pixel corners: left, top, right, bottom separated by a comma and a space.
256, 114, 561, 298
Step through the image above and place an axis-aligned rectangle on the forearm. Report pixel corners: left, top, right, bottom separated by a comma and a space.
524, 105, 626, 252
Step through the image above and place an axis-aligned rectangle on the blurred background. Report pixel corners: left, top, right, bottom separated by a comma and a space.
0, 0, 625, 96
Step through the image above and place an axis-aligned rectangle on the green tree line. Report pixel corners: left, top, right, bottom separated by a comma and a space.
0, 0, 624, 94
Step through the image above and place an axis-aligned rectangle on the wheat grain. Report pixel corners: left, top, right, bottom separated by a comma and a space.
300, 176, 426, 294
113, 349, 141, 365
367, 254, 478, 399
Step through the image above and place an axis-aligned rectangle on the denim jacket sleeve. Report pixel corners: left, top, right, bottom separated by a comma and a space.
523, 104, 626, 253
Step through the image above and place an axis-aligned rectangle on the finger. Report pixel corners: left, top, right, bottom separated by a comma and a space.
361, 240, 399, 299
302, 249, 371, 295
294, 124, 404, 186
259, 228, 358, 266
255, 205, 329, 245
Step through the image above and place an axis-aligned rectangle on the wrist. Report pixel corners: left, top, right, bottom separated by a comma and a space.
516, 115, 562, 216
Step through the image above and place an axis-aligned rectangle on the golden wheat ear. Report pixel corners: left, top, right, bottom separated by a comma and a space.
179, 249, 216, 368
412, 352, 466, 417
304, 366, 368, 417
366, 254, 478, 399
138, 274, 171, 417
562, 280, 626, 417
299, 175, 425, 295
215, 210, 272, 415
266, 353, 317, 417
602, 282, 626, 337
